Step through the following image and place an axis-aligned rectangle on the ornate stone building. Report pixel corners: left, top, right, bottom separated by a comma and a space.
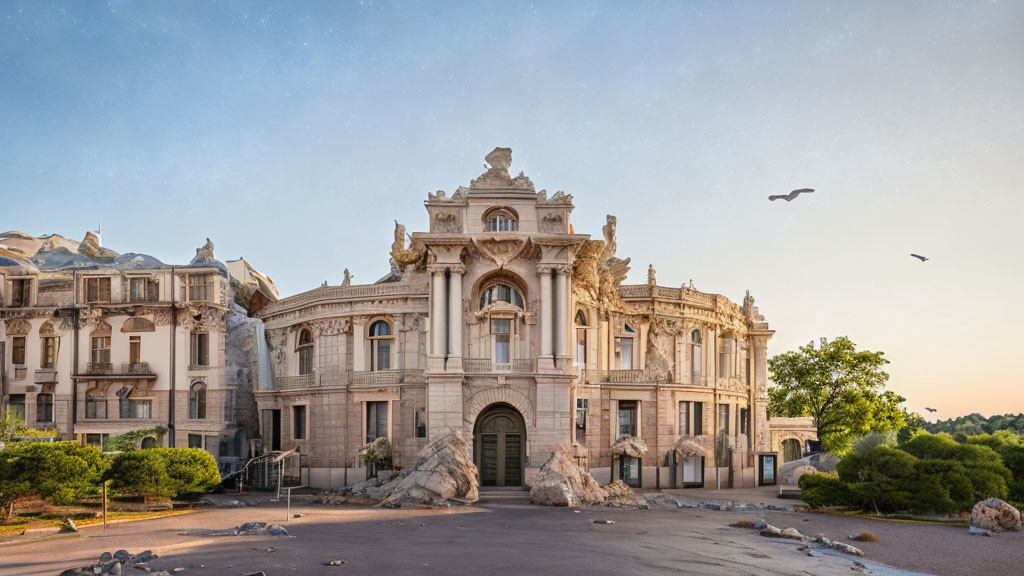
0, 231, 277, 469
254, 148, 778, 489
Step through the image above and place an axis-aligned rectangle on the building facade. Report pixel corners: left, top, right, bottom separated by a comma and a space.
253, 148, 777, 489
0, 231, 277, 469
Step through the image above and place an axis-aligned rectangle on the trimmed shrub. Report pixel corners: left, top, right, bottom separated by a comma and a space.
798, 473, 852, 508
107, 450, 174, 500
155, 448, 221, 497
0, 442, 106, 521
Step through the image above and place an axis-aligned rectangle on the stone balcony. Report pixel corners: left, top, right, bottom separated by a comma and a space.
276, 374, 319, 390
463, 358, 536, 373
584, 369, 658, 384
74, 362, 156, 380
33, 369, 58, 384
350, 369, 423, 387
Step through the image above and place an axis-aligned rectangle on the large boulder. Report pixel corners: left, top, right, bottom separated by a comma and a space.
376, 429, 479, 507
530, 444, 606, 507
971, 498, 1022, 533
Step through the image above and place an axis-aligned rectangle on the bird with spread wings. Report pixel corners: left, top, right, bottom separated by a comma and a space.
769, 188, 814, 202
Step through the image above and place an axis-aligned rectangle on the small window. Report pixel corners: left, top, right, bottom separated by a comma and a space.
575, 398, 588, 444
40, 336, 56, 368
190, 382, 207, 420
740, 408, 749, 436
415, 408, 427, 438
368, 321, 393, 371
366, 401, 388, 443
293, 405, 307, 440
479, 283, 524, 309
678, 401, 691, 436
85, 277, 112, 303
10, 279, 31, 307
575, 311, 588, 367
36, 394, 53, 423
91, 336, 111, 365
190, 332, 209, 366
614, 334, 634, 370
85, 433, 107, 448
141, 436, 157, 449
617, 400, 637, 437
188, 276, 211, 301
129, 336, 142, 365
296, 328, 314, 375
129, 278, 159, 302
491, 318, 512, 364
12, 336, 26, 365
188, 434, 203, 449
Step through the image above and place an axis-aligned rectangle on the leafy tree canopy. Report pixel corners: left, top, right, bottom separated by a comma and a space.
768, 337, 905, 454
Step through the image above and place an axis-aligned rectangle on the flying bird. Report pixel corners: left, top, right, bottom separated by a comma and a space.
925, 407, 937, 413
910, 254, 929, 262
768, 188, 814, 202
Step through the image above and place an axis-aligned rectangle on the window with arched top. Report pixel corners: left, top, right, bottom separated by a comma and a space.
575, 311, 588, 367
691, 329, 703, 381
615, 324, 635, 370
368, 320, 393, 371
484, 208, 519, 232
141, 436, 157, 449
479, 283, 525, 309
296, 327, 314, 375
190, 381, 207, 419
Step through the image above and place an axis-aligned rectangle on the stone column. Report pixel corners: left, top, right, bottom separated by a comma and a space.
447, 264, 464, 372
538, 265, 554, 371
428, 265, 447, 372
554, 267, 569, 364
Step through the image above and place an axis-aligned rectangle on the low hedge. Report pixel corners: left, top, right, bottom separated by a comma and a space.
798, 473, 852, 509
105, 447, 220, 500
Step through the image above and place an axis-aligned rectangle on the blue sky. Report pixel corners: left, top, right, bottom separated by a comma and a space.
2, 1, 1022, 418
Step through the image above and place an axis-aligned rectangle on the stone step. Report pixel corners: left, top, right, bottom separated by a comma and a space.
477, 488, 531, 503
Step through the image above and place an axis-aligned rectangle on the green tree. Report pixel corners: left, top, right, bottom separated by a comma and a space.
768, 337, 905, 454
106, 450, 174, 500
897, 411, 926, 445
0, 442, 106, 522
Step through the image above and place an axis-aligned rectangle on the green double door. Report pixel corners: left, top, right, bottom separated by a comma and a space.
476, 406, 524, 487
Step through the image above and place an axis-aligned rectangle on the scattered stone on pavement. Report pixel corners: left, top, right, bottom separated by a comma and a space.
591, 519, 615, 524
59, 550, 161, 576
529, 444, 606, 507
970, 498, 1021, 533
601, 479, 648, 509
323, 559, 348, 566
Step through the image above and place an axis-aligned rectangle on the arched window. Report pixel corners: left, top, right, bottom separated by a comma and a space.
190, 382, 207, 420
486, 209, 518, 232
691, 329, 703, 381
296, 328, 314, 375
575, 311, 588, 367
141, 436, 157, 449
782, 438, 802, 462
36, 393, 53, 423
368, 320, 393, 371
479, 283, 524, 309
615, 324, 635, 370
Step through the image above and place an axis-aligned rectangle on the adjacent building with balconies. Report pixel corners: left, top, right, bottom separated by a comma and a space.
253, 148, 779, 490
0, 231, 277, 468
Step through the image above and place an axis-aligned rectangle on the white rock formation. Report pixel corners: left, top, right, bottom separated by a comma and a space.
529, 444, 606, 507
971, 498, 1022, 533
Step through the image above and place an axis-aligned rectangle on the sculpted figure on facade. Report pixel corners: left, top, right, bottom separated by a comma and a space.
390, 220, 425, 270
342, 268, 352, 286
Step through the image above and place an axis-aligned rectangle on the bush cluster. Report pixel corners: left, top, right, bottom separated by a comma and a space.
802, 433, 1013, 516
1, 443, 220, 521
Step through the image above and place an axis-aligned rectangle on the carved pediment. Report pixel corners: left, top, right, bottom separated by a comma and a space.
472, 237, 532, 268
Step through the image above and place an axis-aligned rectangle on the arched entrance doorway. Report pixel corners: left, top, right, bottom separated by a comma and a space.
473, 403, 526, 487
781, 438, 802, 462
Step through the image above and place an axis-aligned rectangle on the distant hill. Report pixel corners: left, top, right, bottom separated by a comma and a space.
926, 413, 1024, 437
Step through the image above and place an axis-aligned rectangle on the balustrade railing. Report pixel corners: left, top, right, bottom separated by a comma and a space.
277, 374, 318, 390
463, 358, 536, 373
585, 369, 657, 384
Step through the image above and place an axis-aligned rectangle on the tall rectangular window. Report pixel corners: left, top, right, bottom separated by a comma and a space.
11, 279, 31, 307
293, 405, 307, 440
188, 276, 210, 301
415, 408, 426, 438
693, 402, 704, 436
190, 332, 209, 366
129, 336, 141, 365
91, 336, 111, 365
491, 318, 511, 364
740, 408, 749, 436
718, 403, 730, 435
40, 336, 56, 368
575, 398, 588, 444
12, 336, 26, 365
615, 337, 634, 370
678, 401, 691, 436
36, 394, 53, 423
366, 401, 388, 443
617, 400, 637, 437
85, 277, 111, 303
